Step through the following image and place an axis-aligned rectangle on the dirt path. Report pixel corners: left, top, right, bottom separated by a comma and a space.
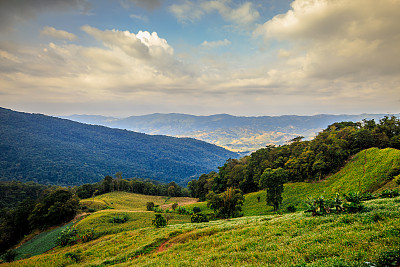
156, 230, 195, 253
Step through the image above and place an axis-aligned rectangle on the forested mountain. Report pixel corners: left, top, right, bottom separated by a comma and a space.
62, 113, 397, 152
0, 107, 238, 186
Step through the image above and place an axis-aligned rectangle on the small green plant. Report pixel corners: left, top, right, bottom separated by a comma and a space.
2, 250, 17, 262
152, 214, 167, 228
109, 214, 129, 224
56, 226, 79, 247
146, 202, 155, 211
80, 228, 96, 242
65, 250, 82, 262
379, 189, 399, 198
177, 206, 191, 215
153, 206, 164, 213
286, 204, 296, 213
192, 206, 201, 213
375, 248, 400, 267
172, 202, 178, 210
191, 213, 209, 223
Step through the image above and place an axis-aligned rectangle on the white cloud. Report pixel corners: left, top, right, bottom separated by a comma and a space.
40, 26, 77, 41
201, 38, 231, 48
130, 13, 148, 22
169, 0, 259, 26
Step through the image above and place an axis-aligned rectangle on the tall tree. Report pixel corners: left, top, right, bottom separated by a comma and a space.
259, 168, 288, 212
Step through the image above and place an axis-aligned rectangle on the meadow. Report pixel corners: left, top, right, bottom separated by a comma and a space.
4, 196, 400, 266
4, 147, 400, 266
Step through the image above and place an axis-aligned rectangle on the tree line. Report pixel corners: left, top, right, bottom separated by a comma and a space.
189, 116, 400, 211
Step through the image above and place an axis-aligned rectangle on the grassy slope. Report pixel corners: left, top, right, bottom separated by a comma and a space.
5, 197, 400, 266
186, 148, 400, 216
5, 148, 400, 266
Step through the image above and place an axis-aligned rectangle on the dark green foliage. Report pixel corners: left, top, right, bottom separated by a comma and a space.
379, 189, 399, 198
0, 181, 47, 210
28, 189, 79, 230
109, 215, 129, 224
146, 202, 155, 211
306, 193, 365, 216
259, 168, 288, 212
191, 213, 209, 223
176, 206, 191, 215
152, 214, 167, 228
80, 229, 96, 243
56, 226, 79, 247
375, 248, 400, 267
0, 107, 238, 186
207, 188, 244, 218
65, 251, 82, 263
1, 249, 17, 262
286, 204, 296, 213
192, 206, 201, 213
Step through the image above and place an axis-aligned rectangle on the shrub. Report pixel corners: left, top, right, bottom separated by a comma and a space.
286, 204, 297, 213
146, 202, 155, 211
360, 192, 376, 201
65, 251, 81, 262
172, 203, 178, 210
80, 229, 96, 243
192, 207, 201, 214
2, 250, 17, 262
109, 214, 129, 224
191, 213, 209, 223
153, 206, 164, 213
375, 248, 400, 267
152, 214, 167, 228
177, 206, 191, 215
380, 189, 399, 198
56, 226, 79, 247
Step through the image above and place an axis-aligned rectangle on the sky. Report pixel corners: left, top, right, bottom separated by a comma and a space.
0, 0, 399, 117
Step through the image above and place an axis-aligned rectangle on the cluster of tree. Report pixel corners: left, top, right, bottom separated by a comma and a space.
0, 181, 48, 210
75, 173, 190, 199
189, 116, 400, 211
0, 188, 79, 254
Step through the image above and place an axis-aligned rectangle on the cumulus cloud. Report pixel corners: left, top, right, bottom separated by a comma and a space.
40, 26, 77, 41
201, 39, 231, 48
0, 0, 90, 32
254, 0, 400, 81
169, 0, 259, 26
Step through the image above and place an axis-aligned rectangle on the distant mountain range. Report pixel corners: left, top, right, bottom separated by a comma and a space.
61, 113, 399, 152
0, 107, 239, 186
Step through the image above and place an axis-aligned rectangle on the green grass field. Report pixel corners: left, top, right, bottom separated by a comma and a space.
4, 148, 400, 266
5, 196, 400, 266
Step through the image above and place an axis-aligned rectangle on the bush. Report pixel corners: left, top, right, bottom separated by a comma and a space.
375, 248, 400, 267
192, 207, 201, 214
109, 214, 129, 224
286, 204, 297, 213
153, 206, 164, 213
152, 214, 167, 228
191, 213, 209, 223
380, 189, 399, 198
2, 250, 17, 262
65, 251, 81, 262
177, 206, 191, 215
80, 229, 96, 243
56, 226, 79, 247
146, 202, 155, 211
172, 203, 178, 210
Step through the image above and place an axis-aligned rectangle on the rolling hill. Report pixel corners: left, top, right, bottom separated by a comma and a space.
62, 113, 396, 152
0, 107, 238, 186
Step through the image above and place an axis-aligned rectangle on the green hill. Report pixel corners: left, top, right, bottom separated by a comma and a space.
4, 148, 400, 266
5, 197, 400, 266
0, 107, 238, 186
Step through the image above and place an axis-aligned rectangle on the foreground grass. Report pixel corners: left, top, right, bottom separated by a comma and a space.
5, 196, 400, 266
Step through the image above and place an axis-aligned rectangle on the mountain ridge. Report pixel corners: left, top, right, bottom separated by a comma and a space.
62, 112, 399, 152
0, 107, 239, 186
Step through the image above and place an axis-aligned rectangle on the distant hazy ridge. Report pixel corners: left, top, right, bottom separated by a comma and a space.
62, 113, 397, 152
